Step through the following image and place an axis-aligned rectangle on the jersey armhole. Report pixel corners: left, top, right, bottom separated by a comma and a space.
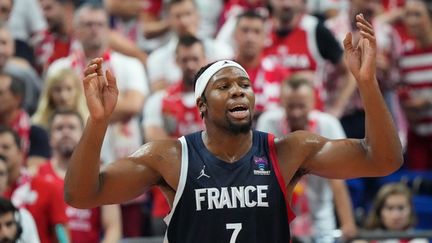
163, 136, 189, 225
267, 133, 296, 223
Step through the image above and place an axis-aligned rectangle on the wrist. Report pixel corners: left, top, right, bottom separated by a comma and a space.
87, 117, 110, 128
357, 77, 379, 89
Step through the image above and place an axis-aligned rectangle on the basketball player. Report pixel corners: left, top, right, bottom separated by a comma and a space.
65, 14, 403, 242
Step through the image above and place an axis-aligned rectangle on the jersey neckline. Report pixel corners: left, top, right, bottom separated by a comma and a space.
194, 131, 259, 170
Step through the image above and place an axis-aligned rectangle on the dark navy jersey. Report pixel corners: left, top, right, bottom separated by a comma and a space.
164, 130, 293, 243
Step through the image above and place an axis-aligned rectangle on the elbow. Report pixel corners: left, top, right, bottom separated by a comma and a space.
64, 189, 80, 208
64, 187, 97, 209
376, 153, 404, 176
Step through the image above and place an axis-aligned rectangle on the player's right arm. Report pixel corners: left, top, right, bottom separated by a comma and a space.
64, 58, 169, 208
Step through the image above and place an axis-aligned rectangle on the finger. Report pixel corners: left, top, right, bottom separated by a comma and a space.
95, 58, 104, 77
359, 38, 366, 55
83, 73, 97, 90
356, 13, 373, 30
83, 64, 98, 77
356, 21, 374, 37
343, 32, 354, 52
106, 69, 118, 90
360, 38, 376, 67
87, 57, 100, 67
359, 30, 377, 48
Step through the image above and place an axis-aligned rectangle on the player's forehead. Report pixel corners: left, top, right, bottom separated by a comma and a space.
209, 67, 250, 85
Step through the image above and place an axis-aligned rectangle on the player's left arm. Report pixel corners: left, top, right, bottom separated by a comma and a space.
302, 14, 403, 178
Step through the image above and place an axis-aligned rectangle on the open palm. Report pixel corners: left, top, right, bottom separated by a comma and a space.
83, 58, 119, 122
343, 14, 377, 83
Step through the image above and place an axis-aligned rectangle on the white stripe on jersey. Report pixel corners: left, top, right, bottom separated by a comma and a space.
163, 136, 189, 243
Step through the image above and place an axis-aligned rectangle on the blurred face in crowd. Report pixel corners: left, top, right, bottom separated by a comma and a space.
234, 16, 266, 60
0, 76, 18, 116
50, 77, 78, 110
380, 193, 411, 230
269, 0, 305, 24
0, 28, 13, 69
0, 211, 18, 243
0, 0, 12, 24
350, 0, 382, 22
404, 0, 432, 41
40, 0, 64, 33
50, 114, 83, 159
0, 158, 8, 194
75, 7, 109, 52
176, 43, 206, 88
169, 0, 199, 37
0, 132, 22, 185
281, 79, 314, 131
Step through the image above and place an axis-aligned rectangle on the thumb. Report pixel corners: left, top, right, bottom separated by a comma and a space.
343, 32, 354, 53
106, 69, 118, 90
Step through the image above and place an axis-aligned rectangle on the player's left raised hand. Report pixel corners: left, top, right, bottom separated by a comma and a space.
343, 14, 377, 84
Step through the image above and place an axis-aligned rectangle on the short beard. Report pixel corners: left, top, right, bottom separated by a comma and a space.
227, 119, 252, 134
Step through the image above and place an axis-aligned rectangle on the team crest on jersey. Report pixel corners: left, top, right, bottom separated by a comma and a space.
253, 156, 271, 176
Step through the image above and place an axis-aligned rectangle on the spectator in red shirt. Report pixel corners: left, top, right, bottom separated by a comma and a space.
233, 10, 289, 120
0, 126, 70, 243
38, 109, 122, 243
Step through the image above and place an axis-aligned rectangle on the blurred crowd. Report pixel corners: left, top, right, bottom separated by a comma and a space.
0, 0, 431, 242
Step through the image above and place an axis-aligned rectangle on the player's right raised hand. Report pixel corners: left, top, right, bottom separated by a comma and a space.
83, 58, 119, 122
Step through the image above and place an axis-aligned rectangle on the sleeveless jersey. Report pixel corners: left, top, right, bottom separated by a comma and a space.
164, 131, 293, 243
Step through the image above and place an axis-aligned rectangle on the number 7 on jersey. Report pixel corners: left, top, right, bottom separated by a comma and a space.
226, 223, 242, 243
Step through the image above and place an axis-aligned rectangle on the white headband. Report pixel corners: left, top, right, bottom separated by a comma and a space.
194, 60, 249, 100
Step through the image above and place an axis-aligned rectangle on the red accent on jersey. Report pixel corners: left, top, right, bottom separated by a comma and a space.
267, 133, 296, 223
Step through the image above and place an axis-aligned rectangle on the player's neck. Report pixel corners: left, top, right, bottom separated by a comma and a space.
202, 129, 253, 163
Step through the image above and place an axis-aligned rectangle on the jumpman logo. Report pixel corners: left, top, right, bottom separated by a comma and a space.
197, 165, 210, 179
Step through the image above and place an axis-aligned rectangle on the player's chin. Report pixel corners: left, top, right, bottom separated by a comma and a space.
227, 117, 252, 134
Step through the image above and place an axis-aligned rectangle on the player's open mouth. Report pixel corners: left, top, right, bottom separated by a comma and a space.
228, 105, 249, 119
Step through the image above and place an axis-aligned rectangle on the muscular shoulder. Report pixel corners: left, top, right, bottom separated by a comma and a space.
273, 131, 327, 181
275, 130, 325, 152
130, 139, 182, 188
131, 139, 181, 165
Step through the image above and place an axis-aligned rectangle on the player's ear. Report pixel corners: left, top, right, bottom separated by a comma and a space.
197, 96, 207, 118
